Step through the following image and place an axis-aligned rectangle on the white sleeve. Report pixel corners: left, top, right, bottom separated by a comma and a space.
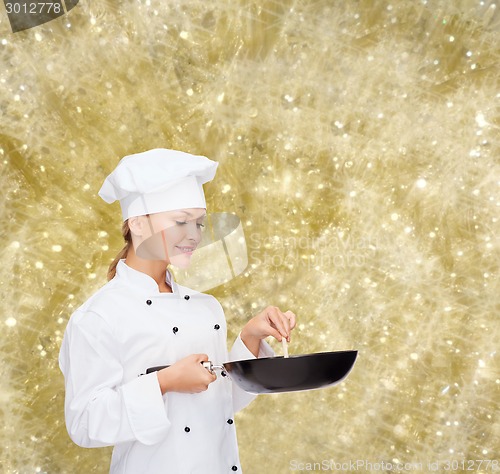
228, 333, 275, 413
58, 310, 171, 448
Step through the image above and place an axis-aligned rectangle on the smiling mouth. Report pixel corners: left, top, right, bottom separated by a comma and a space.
176, 246, 196, 253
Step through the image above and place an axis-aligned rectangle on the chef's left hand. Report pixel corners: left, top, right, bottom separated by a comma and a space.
240, 306, 296, 357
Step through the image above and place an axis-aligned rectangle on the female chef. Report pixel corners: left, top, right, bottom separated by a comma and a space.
59, 148, 296, 474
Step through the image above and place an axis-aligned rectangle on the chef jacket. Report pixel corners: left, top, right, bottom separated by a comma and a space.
59, 259, 274, 474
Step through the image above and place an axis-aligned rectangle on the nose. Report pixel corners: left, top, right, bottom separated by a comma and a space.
185, 220, 202, 243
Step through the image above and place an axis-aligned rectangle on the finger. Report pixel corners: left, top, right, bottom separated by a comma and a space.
285, 310, 297, 330
266, 326, 284, 342
267, 308, 289, 340
273, 307, 292, 338
202, 369, 216, 384
279, 309, 292, 335
196, 353, 209, 362
279, 310, 296, 342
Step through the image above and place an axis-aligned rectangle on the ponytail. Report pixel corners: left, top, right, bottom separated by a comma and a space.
107, 220, 132, 281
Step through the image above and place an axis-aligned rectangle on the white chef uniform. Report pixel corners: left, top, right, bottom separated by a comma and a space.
59, 259, 274, 473
59, 148, 275, 473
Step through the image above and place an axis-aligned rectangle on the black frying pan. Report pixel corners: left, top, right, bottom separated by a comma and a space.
146, 350, 357, 394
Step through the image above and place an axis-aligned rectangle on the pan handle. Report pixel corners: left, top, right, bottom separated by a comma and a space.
145, 361, 226, 375
202, 361, 225, 373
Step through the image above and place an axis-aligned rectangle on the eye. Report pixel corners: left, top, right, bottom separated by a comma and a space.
176, 220, 204, 228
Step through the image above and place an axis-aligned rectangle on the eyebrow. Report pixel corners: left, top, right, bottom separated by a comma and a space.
176, 210, 207, 218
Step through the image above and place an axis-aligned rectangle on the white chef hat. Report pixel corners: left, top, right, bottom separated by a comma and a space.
98, 148, 218, 220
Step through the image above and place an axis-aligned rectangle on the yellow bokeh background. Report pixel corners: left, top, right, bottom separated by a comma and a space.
0, 1, 498, 472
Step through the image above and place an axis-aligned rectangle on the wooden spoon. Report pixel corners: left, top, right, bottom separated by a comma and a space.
282, 338, 289, 358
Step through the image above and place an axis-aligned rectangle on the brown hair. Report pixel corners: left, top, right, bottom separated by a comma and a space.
107, 220, 132, 281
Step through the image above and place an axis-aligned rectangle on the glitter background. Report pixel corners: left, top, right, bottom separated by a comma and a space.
0, 1, 499, 473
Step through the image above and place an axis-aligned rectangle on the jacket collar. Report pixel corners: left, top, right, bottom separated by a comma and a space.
116, 259, 177, 295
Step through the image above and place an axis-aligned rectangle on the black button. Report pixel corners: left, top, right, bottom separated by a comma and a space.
227, 419, 233, 424
184, 295, 190, 300
221, 371, 227, 377
214, 324, 220, 330
146, 300, 152, 306
184, 426, 190, 433
173, 327, 179, 334
232, 467, 238, 471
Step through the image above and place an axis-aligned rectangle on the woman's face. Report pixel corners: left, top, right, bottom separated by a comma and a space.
130, 208, 206, 268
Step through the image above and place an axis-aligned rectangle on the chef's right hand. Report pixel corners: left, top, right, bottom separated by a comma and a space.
156, 354, 216, 394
